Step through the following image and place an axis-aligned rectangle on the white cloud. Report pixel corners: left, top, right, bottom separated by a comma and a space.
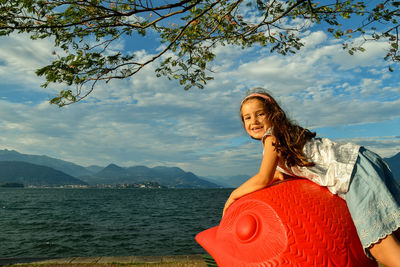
360, 78, 382, 96
301, 31, 328, 49
0, 34, 54, 87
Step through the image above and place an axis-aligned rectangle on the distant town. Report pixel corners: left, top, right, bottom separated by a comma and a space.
0, 181, 167, 189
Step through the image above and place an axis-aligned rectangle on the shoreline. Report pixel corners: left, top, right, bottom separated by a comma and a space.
0, 255, 208, 266
0, 255, 386, 267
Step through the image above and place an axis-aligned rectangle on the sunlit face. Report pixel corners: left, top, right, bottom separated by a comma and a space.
241, 98, 271, 140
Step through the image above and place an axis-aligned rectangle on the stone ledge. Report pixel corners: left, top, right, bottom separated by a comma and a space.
0, 255, 205, 266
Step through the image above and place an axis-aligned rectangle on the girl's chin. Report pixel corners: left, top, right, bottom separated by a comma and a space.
250, 131, 264, 140
250, 135, 262, 141
247, 130, 264, 140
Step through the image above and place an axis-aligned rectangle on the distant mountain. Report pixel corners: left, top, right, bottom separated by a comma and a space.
0, 149, 220, 188
0, 161, 88, 187
0, 149, 92, 177
384, 152, 400, 182
85, 165, 104, 174
202, 174, 251, 188
82, 164, 219, 188
82, 164, 134, 185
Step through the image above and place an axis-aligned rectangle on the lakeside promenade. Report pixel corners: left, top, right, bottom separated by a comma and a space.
0, 255, 388, 266
0, 255, 208, 267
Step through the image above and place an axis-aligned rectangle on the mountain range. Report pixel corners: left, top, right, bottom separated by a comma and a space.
0, 149, 92, 177
0, 149, 399, 188
0, 149, 220, 188
0, 161, 87, 187
80, 163, 218, 188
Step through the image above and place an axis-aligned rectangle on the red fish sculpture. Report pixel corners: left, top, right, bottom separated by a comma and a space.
196, 179, 377, 267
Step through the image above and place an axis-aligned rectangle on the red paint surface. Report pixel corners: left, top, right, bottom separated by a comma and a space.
196, 179, 377, 267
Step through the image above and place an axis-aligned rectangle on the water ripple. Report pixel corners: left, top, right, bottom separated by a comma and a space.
0, 188, 230, 257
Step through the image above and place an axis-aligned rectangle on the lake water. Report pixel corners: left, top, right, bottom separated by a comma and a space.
0, 188, 231, 258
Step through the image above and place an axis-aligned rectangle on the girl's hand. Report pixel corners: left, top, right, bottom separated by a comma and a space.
222, 136, 280, 218
222, 171, 284, 218
273, 169, 285, 182
222, 196, 235, 217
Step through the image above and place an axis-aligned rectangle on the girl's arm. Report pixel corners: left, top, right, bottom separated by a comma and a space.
223, 136, 280, 216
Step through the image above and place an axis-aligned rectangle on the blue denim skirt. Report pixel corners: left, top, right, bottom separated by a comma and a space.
346, 147, 400, 255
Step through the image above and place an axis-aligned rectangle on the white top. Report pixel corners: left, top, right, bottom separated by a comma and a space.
263, 129, 360, 199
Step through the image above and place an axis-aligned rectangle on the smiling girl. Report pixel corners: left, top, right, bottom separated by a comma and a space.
223, 89, 400, 267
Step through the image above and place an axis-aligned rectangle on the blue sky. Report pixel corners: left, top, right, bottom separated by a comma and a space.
0, 23, 399, 178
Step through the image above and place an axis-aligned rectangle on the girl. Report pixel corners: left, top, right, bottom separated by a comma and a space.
223, 89, 400, 267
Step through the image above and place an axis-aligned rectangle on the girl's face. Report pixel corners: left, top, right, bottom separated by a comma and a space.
241, 98, 271, 140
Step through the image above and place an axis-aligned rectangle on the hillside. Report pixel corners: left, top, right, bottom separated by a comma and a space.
0, 149, 92, 177
200, 174, 251, 188
82, 164, 219, 188
0, 161, 88, 187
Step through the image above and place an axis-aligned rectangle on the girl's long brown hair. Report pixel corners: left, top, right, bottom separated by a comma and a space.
241, 90, 316, 168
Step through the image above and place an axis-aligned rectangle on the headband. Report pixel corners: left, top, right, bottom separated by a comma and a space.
241, 93, 272, 106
